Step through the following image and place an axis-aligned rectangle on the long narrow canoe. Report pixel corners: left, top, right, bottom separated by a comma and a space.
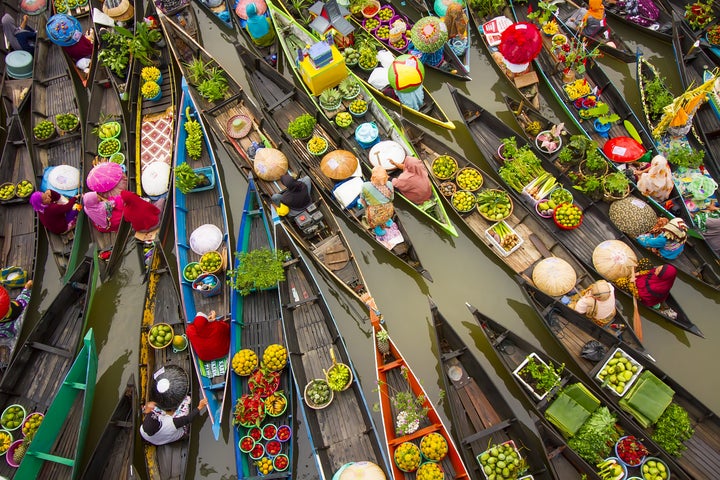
0, 115, 38, 377
277, 1, 456, 129
453, 88, 703, 337
79, 376, 137, 480
604, 0, 673, 42
276, 220, 391, 478
467, 305, 693, 480
0, 254, 97, 479
173, 79, 232, 441
51, 0, 96, 93
271, 3, 459, 238
230, 176, 295, 478
228, 0, 278, 65
236, 43, 431, 282
193, 0, 234, 29
160, 16, 375, 305
504, 93, 720, 295
139, 243, 192, 480
31, 14, 86, 280
83, 64, 132, 280
429, 298, 561, 480
518, 275, 720, 480
370, 308, 470, 480
16, 329, 97, 480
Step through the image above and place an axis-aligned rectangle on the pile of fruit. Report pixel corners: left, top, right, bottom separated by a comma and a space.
21, 413, 43, 437
456, 167, 483, 191
305, 379, 332, 407
15, 180, 34, 198
375, 25, 390, 40
264, 392, 287, 416
97, 121, 121, 139
184, 115, 203, 161
452, 190, 476, 213
420, 432, 448, 461
596, 349, 641, 395
307, 136, 328, 155
553, 203, 583, 229
615, 435, 648, 467
476, 189, 512, 221
55, 113, 79, 132
488, 222, 521, 253
263, 424, 277, 440
478, 441, 525, 480
377, 6, 394, 20
342, 47, 360, 64
273, 454, 289, 471
234, 394, 266, 427
239, 435, 255, 453
0, 430, 11, 455
439, 182, 456, 197
335, 112, 353, 128
642, 458, 669, 480
326, 363, 351, 391
390, 35, 408, 50
431, 155, 458, 179
364, 18, 380, 30
200, 251, 223, 273
148, 323, 174, 349
256, 456, 273, 474
263, 344, 287, 371
0, 184, 16, 201
416, 462, 444, 480
249, 443, 265, 459
98, 138, 121, 157
1, 405, 25, 431
54, 0, 68, 13
232, 349, 258, 376
536, 198, 559, 217
266, 439, 281, 456
394, 442, 421, 472
596, 458, 625, 480
549, 188, 573, 205
349, 99, 368, 115
277, 424, 292, 441
183, 262, 202, 281
564, 79, 592, 100
33, 120, 55, 140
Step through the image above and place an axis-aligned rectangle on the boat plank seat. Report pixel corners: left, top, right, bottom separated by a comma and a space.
29, 342, 74, 358
514, 71, 539, 89
461, 418, 513, 446
312, 235, 350, 270
388, 423, 441, 446
284, 296, 319, 309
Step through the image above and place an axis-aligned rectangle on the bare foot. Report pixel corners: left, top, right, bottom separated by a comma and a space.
208, 310, 216, 321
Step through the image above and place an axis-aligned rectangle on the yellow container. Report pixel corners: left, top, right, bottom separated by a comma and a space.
299, 45, 348, 96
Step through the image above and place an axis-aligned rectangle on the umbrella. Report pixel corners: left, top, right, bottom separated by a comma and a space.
592, 240, 638, 281
368, 141, 405, 170
150, 364, 189, 410
253, 148, 288, 181
602, 137, 648, 163
498, 22, 542, 73
235, 0, 267, 20
609, 197, 658, 237
0, 287, 9, 319
388, 54, 425, 93
320, 150, 358, 180
86, 161, 124, 194
532, 257, 576, 296
190, 224, 223, 255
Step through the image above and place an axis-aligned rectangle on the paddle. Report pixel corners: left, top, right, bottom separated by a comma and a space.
630, 270, 643, 341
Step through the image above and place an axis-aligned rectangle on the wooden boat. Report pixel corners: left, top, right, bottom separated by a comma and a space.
552, 0, 636, 63
660, 0, 720, 29
0, 115, 39, 376
517, 275, 720, 480
369, 307, 470, 480
160, 16, 376, 304
82, 64, 131, 280
51, 0, 96, 92
138, 243, 192, 480
15, 329, 97, 479
276, 219, 391, 478
193, 0, 234, 29
236, 43, 431, 281
466, 305, 693, 480
227, 0, 278, 66
271, 4, 459, 238
156, 0, 201, 40
230, 175, 295, 478
468, 8, 541, 109
454, 88, 704, 336
278, 1, 455, 130
505, 93, 720, 296
0, 254, 97, 479
31, 15, 87, 280
79, 376, 137, 480
173, 80, 232, 441
604, 0, 674, 42
428, 298, 561, 480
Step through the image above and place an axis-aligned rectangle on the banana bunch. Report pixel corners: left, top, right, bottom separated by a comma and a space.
184, 107, 203, 161
264, 392, 287, 415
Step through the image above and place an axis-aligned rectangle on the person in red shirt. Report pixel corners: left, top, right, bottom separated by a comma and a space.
30, 190, 80, 234
186, 310, 230, 362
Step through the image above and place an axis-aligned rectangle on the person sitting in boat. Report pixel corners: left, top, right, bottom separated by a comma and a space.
634, 154, 674, 203
361, 165, 396, 236
245, 2, 275, 47
2, 13, 36, 54
271, 174, 312, 216
140, 397, 208, 446
0, 281, 33, 328
30, 189, 81, 235
636, 217, 688, 260
565, 0, 607, 37
614, 260, 678, 319
444, 3, 468, 54
570, 279, 617, 327
83, 191, 124, 233
389, 156, 432, 205
186, 310, 230, 362
694, 202, 720, 253
120, 190, 164, 233
45, 14, 94, 74
616, 0, 661, 28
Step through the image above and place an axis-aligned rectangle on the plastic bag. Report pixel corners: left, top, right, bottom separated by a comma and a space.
580, 340, 607, 362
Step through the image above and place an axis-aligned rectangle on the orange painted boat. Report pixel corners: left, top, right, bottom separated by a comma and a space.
370, 309, 470, 480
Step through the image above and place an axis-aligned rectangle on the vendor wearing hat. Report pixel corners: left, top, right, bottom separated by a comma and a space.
45, 14, 94, 71
570, 280, 616, 327
636, 217, 687, 260
271, 174, 312, 216
140, 396, 207, 446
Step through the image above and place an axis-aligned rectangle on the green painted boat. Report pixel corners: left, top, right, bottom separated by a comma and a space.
15, 329, 97, 479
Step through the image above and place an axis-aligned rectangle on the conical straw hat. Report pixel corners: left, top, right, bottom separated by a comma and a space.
592, 240, 637, 281
320, 150, 358, 180
532, 257, 576, 296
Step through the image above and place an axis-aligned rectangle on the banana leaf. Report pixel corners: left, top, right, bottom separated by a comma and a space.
545, 385, 596, 438
619, 371, 674, 428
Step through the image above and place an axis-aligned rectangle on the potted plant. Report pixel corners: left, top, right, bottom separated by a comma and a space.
512, 352, 563, 400
141, 81, 161, 101
339, 76, 361, 100
527, 1, 559, 28
55, 113, 79, 134
287, 113, 317, 140
565, 135, 596, 163
661, 143, 704, 169
227, 248, 287, 295
570, 172, 604, 201
375, 370, 430, 436
174, 162, 211, 194
33, 120, 55, 141
319, 87, 342, 111
232, 393, 266, 427
197, 67, 229, 102
141, 65, 162, 83
304, 379, 334, 409
593, 113, 619, 138
579, 149, 608, 178
602, 171, 631, 201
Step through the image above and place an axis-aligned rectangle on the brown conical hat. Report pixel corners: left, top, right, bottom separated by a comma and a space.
320, 150, 358, 180
592, 240, 638, 281
253, 148, 288, 181
532, 257, 577, 296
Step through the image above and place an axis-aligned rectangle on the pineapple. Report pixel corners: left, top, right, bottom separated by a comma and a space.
13, 431, 34, 465
376, 329, 390, 357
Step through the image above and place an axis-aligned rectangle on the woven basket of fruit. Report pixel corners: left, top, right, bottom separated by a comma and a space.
455, 167, 484, 191
0, 183, 16, 202
431, 155, 458, 180
148, 323, 174, 349
199, 250, 225, 274
451, 190, 476, 213
0, 405, 25, 432
33, 120, 56, 141
324, 347, 353, 391
439, 182, 456, 197
183, 262, 202, 282
15, 180, 34, 199
476, 189, 513, 222
553, 203, 583, 230
304, 379, 333, 409
394, 442, 421, 472
0, 430, 12, 456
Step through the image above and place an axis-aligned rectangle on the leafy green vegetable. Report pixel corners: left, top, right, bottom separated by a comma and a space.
651, 403, 694, 456
567, 406, 620, 464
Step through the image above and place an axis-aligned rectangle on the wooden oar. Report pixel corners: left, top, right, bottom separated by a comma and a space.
630, 270, 643, 341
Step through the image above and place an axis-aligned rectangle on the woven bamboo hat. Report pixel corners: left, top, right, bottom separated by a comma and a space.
592, 240, 637, 281
532, 257, 576, 296
103, 0, 135, 22
320, 150, 358, 180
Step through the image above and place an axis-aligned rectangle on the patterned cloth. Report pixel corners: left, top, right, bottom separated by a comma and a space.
617, 0, 660, 27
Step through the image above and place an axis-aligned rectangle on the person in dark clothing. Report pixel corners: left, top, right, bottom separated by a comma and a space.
30, 189, 80, 235
140, 397, 208, 446
271, 174, 312, 215
2, 14, 36, 53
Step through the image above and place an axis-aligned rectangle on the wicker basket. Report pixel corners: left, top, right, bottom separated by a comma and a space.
430, 155, 458, 180
477, 190, 513, 222
455, 167, 484, 192
438, 181, 456, 197
0, 183, 17, 202
199, 250, 226, 274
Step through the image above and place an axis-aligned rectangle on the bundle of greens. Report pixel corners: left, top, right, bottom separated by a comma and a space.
498, 145, 547, 192
567, 406, 621, 464
651, 403, 693, 456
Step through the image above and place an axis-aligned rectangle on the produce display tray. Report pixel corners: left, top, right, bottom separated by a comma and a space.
485, 221, 524, 257
595, 347, 643, 397
477, 440, 524, 480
